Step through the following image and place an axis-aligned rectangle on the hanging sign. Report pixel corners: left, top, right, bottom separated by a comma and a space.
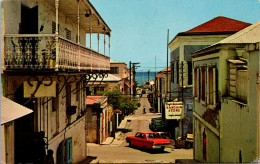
165, 101, 184, 120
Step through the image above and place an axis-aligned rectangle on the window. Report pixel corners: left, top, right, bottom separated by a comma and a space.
171, 62, 174, 83
52, 21, 59, 34
52, 83, 59, 112
193, 67, 199, 100
110, 67, 119, 74
207, 66, 217, 107
228, 61, 248, 103
176, 62, 179, 84
65, 28, 71, 40
66, 83, 71, 106
65, 137, 73, 164
188, 61, 192, 85
76, 81, 80, 101
201, 66, 206, 104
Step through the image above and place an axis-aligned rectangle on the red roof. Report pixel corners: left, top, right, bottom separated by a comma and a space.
156, 74, 162, 78
161, 66, 171, 72
86, 96, 103, 105
185, 16, 251, 33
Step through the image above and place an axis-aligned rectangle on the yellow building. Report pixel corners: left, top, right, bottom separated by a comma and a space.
192, 22, 260, 162
168, 16, 251, 138
1, 0, 111, 163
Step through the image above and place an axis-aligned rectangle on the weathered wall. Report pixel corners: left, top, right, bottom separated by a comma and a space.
194, 118, 220, 162
86, 106, 98, 143
110, 63, 128, 79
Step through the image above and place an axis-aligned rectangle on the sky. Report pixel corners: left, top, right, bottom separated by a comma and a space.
89, 0, 259, 72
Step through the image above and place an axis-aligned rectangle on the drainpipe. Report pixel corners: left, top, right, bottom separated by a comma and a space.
55, 0, 59, 71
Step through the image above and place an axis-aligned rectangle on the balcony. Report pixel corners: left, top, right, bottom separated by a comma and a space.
4, 34, 110, 72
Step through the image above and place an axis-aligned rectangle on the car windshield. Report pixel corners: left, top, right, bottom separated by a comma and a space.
146, 133, 161, 139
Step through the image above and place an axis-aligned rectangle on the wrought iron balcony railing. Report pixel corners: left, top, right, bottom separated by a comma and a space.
4, 34, 110, 72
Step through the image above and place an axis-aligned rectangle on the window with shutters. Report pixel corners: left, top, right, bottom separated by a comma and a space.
201, 66, 206, 104
171, 62, 174, 83
207, 65, 217, 108
228, 60, 248, 103
188, 61, 192, 85
65, 28, 71, 40
176, 62, 179, 84
110, 67, 119, 74
194, 66, 200, 101
65, 137, 73, 164
52, 21, 59, 34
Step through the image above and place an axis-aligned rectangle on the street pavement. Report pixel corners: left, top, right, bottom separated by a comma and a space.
85, 94, 193, 163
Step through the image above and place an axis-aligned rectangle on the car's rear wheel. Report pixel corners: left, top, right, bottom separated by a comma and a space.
143, 145, 148, 152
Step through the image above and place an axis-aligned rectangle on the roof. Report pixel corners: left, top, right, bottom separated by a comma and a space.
161, 66, 171, 72
156, 74, 162, 78
192, 21, 260, 56
110, 60, 126, 64
185, 16, 251, 33
1, 96, 33, 125
86, 95, 107, 105
217, 21, 260, 44
89, 74, 121, 82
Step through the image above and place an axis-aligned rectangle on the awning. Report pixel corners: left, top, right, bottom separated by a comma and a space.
1, 95, 33, 125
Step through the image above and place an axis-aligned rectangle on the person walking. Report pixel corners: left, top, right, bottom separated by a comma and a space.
143, 106, 146, 114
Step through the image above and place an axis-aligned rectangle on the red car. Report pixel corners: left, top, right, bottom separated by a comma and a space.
126, 131, 172, 151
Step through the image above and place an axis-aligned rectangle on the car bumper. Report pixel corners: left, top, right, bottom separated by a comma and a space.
152, 144, 172, 149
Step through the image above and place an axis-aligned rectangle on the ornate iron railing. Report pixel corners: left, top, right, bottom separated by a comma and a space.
4, 34, 110, 71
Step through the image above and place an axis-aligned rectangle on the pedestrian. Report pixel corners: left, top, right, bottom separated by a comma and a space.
44, 149, 54, 164
143, 106, 146, 114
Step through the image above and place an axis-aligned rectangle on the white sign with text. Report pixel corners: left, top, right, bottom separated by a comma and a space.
165, 101, 184, 120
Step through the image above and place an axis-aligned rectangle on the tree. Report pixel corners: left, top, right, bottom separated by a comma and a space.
104, 87, 138, 115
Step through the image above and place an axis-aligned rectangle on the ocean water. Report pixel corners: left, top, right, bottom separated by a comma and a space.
135, 71, 156, 86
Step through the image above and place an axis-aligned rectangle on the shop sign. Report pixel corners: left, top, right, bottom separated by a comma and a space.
165, 101, 184, 120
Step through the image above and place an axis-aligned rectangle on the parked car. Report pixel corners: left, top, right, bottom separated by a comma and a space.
126, 131, 171, 151
175, 134, 193, 149
149, 116, 166, 131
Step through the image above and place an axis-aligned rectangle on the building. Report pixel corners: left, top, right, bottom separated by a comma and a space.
1, 0, 111, 163
1, 96, 33, 164
191, 21, 260, 162
86, 96, 110, 144
86, 74, 121, 95
168, 16, 251, 138
110, 60, 131, 95
155, 67, 171, 113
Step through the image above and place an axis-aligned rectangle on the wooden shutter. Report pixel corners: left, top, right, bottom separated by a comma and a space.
65, 137, 72, 164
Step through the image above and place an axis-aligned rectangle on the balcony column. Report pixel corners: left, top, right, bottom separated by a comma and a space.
97, 21, 100, 53
109, 35, 111, 57
89, 13, 92, 49
55, 0, 59, 71
77, 0, 81, 71
104, 33, 106, 56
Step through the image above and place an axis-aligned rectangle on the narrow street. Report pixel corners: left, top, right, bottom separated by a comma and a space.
86, 94, 193, 163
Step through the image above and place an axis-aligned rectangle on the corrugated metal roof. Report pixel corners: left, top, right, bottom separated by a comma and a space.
218, 21, 260, 44
1, 95, 33, 125
89, 74, 121, 82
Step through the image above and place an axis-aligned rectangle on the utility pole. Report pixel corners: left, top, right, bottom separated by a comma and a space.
148, 70, 150, 82
166, 29, 169, 102
129, 61, 132, 99
131, 62, 140, 97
